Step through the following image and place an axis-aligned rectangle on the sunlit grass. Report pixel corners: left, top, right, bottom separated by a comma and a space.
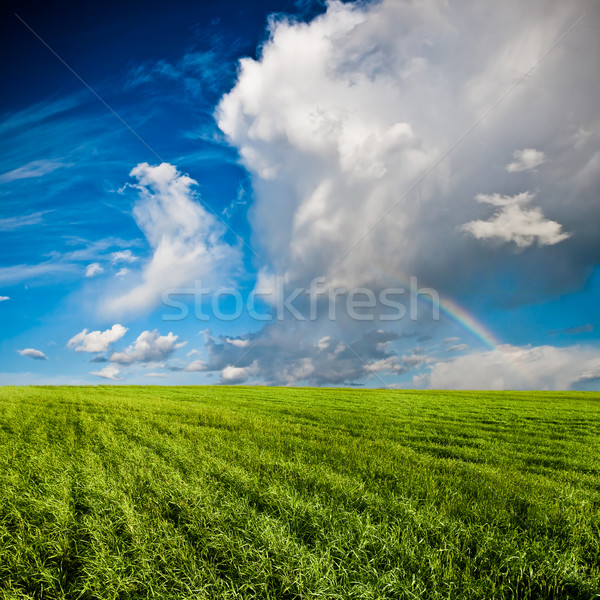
0, 386, 599, 599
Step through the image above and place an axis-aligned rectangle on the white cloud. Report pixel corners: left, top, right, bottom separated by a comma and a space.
418, 344, 600, 390
221, 360, 259, 384
368, 356, 407, 374
0, 262, 76, 285
0, 159, 70, 184
225, 337, 251, 348
217, 0, 447, 290
130, 0, 599, 390
217, 0, 598, 303
506, 148, 546, 172
85, 262, 104, 277
185, 360, 206, 372
144, 371, 167, 378
110, 330, 186, 364
67, 324, 128, 353
90, 366, 121, 381
573, 127, 592, 150
115, 268, 130, 278
446, 344, 468, 352
317, 336, 331, 351
106, 162, 241, 315
462, 192, 570, 247
0, 237, 139, 285
0, 211, 51, 231
473, 191, 536, 207
0, 296, 9, 302
110, 250, 137, 264
19, 348, 48, 360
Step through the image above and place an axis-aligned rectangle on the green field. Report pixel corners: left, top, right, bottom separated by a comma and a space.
0, 386, 599, 599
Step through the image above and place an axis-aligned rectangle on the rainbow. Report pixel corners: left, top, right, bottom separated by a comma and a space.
438, 295, 501, 352
437, 295, 531, 384
366, 262, 529, 382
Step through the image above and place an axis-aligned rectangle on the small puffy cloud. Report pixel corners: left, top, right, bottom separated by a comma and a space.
317, 336, 331, 351
506, 148, 546, 173
106, 162, 241, 315
67, 324, 128, 353
368, 356, 408, 374
85, 262, 104, 277
0, 296, 9, 302
185, 360, 206, 372
110, 330, 186, 364
110, 250, 137, 264
221, 361, 259, 384
144, 371, 167, 378
418, 344, 600, 390
462, 192, 570, 247
19, 348, 48, 360
115, 268, 130, 278
90, 366, 121, 381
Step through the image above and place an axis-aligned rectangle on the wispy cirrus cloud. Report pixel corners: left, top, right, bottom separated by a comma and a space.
0, 95, 83, 135
0, 238, 139, 285
0, 159, 71, 184
0, 262, 77, 285
126, 49, 234, 97
446, 344, 468, 353
548, 324, 594, 335
0, 211, 51, 231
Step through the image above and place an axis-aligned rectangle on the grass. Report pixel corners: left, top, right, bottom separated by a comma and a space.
0, 386, 599, 599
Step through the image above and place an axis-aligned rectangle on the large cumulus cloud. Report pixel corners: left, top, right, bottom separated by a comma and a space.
205, 0, 600, 388
218, 0, 599, 297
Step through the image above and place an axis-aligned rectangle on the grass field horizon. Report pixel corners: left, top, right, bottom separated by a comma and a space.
1, 386, 599, 599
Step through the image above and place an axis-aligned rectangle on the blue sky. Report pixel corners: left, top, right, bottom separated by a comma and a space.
1, 0, 599, 389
